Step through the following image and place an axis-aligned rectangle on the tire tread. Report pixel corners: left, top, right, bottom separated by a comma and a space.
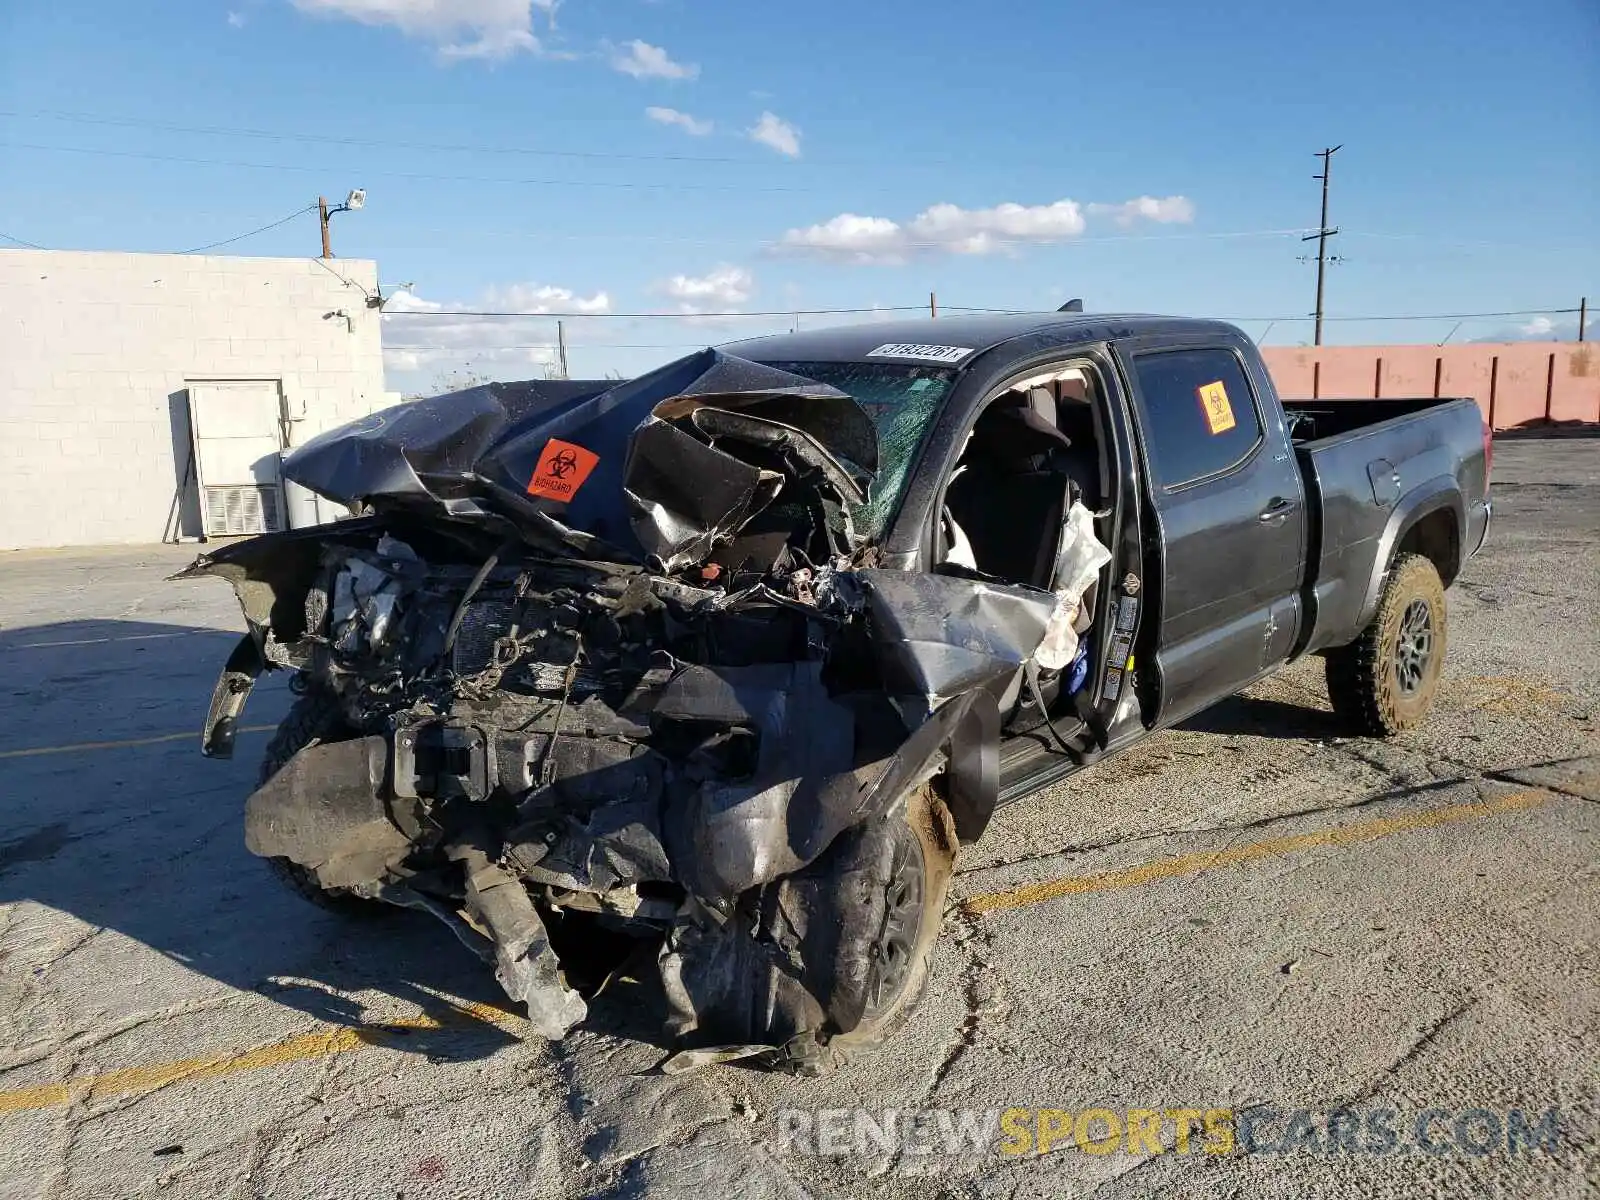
1325, 553, 1446, 736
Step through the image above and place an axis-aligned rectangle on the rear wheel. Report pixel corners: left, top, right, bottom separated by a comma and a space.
257, 694, 386, 915
1325, 553, 1448, 736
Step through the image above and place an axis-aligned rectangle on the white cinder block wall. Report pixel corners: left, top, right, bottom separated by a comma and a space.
0, 249, 387, 549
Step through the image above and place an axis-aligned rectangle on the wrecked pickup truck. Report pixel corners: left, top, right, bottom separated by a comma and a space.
181, 313, 1492, 1073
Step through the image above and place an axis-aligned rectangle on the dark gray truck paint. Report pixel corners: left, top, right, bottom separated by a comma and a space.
725, 313, 1491, 800
188, 311, 1490, 1068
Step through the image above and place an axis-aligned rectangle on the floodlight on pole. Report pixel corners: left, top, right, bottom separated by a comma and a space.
318, 188, 367, 258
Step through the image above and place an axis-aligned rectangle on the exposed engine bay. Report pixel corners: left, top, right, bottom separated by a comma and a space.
179, 350, 1094, 1073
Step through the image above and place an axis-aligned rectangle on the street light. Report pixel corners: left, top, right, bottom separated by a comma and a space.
318, 189, 366, 258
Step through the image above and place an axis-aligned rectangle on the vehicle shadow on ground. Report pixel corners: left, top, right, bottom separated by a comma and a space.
0, 618, 535, 1063
1178, 692, 1346, 741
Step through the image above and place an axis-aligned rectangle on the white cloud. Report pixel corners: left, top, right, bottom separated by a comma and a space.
1087, 195, 1196, 226
290, 0, 553, 59
779, 194, 1202, 263
381, 281, 609, 380
609, 39, 698, 80
779, 199, 1093, 264
646, 106, 714, 136
658, 265, 754, 310
485, 282, 612, 314
748, 111, 800, 157
1468, 314, 1581, 343
227, 11, 247, 27
780, 214, 906, 263
910, 200, 1086, 254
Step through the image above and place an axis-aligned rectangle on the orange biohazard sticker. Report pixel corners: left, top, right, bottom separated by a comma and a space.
1197, 380, 1237, 435
526, 438, 599, 502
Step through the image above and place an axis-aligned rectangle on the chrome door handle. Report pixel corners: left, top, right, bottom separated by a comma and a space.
1259, 497, 1298, 522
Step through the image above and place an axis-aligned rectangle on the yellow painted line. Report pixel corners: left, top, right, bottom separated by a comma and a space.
0, 1002, 523, 1116
0, 725, 276, 760
965, 789, 1549, 915
0, 790, 1553, 1116
3, 631, 191, 650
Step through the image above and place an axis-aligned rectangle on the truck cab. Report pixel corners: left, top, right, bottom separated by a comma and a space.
727, 312, 1492, 799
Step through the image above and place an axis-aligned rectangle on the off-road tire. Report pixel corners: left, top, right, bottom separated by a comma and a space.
821, 784, 958, 1063
257, 695, 385, 915
1325, 553, 1448, 736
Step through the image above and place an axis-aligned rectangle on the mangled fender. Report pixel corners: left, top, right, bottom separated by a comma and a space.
244, 736, 414, 890
656, 662, 861, 905
281, 348, 877, 567
855, 568, 1059, 718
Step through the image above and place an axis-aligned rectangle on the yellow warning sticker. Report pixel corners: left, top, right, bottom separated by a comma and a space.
1197, 380, 1236, 435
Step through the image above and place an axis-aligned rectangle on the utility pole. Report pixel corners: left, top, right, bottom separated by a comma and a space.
556, 320, 569, 379
1580, 297, 1588, 343
929, 291, 937, 320
1302, 145, 1342, 346
318, 190, 365, 257
318, 196, 332, 259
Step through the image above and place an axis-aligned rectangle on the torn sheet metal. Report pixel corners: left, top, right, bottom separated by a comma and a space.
194, 340, 1115, 1073
856, 568, 1058, 717
621, 419, 779, 572
216, 520, 1070, 1064
452, 842, 588, 1038
282, 348, 875, 565
657, 793, 913, 1075
244, 736, 413, 890
284, 380, 611, 522
658, 662, 862, 904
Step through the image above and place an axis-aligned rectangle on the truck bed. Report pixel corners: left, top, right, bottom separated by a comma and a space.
1287, 396, 1489, 658
1281, 396, 1461, 445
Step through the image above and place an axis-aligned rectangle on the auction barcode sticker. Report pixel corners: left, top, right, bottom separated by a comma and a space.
867, 343, 975, 363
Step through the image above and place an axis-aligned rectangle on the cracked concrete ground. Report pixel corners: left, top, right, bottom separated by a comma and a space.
0, 440, 1596, 1199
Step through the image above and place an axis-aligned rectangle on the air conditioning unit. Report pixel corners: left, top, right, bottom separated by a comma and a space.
203, 484, 284, 536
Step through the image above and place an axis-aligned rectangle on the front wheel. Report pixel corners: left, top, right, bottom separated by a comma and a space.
1325, 553, 1448, 736
257, 694, 387, 916
759, 784, 958, 1073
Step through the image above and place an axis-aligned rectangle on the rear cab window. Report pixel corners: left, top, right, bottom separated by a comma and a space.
1131, 348, 1263, 489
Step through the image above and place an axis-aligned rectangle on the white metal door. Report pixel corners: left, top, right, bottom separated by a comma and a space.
188, 382, 287, 536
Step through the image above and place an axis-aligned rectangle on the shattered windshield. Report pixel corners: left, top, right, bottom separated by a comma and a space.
755, 360, 955, 538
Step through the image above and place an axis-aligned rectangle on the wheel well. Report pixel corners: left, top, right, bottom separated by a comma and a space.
1394, 508, 1460, 587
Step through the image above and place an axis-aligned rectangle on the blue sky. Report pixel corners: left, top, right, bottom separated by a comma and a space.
2, 0, 1596, 388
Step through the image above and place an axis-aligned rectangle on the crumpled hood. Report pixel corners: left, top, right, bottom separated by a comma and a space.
284, 349, 879, 568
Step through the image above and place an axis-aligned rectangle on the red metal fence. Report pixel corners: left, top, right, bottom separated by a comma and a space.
1260, 343, 1599, 431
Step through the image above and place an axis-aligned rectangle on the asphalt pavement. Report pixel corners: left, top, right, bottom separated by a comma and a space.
0, 440, 1595, 1199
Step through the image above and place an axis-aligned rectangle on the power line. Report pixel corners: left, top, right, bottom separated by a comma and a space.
387, 304, 1583, 323
0, 108, 809, 169
384, 304, 932, 319
4, 108, 1011, 172
813, 304, 1586, 323
1238, 307, 1582, 323
382, 303, 1584, 324
374, 226, 1315, 250
0, 230, 46, 249
387, 342, 723, 351
178, 203, 318, 254
0, 141, 823, 194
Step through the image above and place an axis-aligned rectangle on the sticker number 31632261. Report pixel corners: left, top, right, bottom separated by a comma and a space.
867, 343, 974, 364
